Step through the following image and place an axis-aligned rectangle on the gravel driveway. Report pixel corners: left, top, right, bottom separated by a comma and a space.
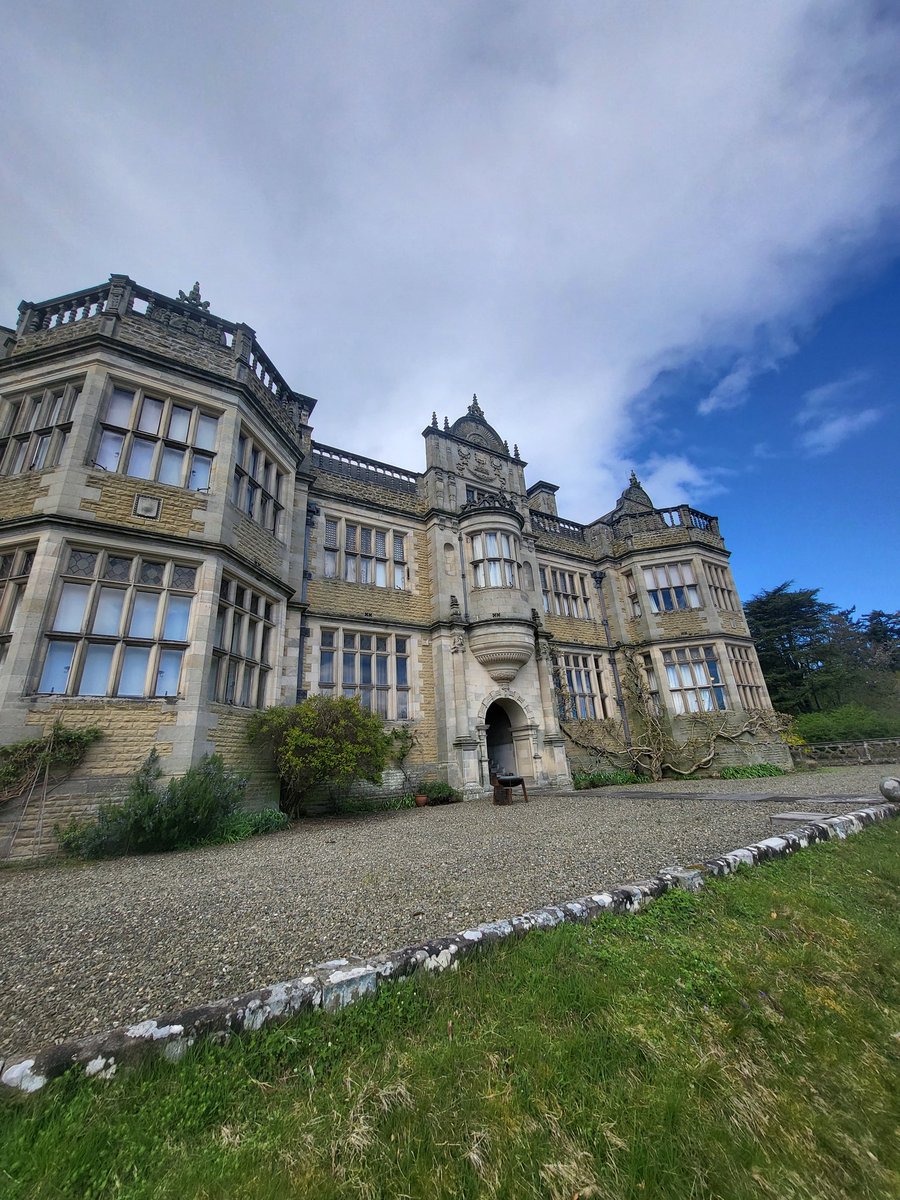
1, 763, 896, 1062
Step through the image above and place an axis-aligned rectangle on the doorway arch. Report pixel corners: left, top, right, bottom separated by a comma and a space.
484, 697, 532, 780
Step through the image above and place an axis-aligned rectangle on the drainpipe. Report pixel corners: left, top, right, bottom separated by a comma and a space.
296, 501, 318, 702
591, 570, 632, 746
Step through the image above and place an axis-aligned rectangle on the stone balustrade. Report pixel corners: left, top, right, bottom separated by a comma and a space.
11, 275, 315, 451
311, 443, 419, 494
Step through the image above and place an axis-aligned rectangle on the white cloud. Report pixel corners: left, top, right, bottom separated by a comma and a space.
634, 454, 730, 509
793, 369, 883, 454
798, 409, 882, 455
2, 1, 900, 515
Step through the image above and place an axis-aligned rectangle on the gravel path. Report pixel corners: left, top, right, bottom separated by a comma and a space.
1, 763, 896, 1062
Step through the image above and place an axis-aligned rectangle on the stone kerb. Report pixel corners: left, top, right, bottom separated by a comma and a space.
2, 800, 897, 1093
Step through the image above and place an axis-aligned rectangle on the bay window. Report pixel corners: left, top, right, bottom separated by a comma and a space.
37, 549, 197, 697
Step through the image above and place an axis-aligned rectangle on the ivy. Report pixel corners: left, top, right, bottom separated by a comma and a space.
0, 722, 103, 805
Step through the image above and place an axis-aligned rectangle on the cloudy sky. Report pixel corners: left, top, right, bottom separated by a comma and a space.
2, 1, 899, 612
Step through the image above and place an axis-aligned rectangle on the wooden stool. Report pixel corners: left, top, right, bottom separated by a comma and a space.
493, 774, 528, 805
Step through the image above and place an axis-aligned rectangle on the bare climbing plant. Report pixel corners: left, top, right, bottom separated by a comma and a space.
558, 649, 793, 781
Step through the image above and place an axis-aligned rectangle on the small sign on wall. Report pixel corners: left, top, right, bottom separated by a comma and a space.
133, 495, 161, 520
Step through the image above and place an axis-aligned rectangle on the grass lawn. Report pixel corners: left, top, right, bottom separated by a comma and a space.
2, 824, 898, 1200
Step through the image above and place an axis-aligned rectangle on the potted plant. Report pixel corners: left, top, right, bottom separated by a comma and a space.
416, 779, 462, 806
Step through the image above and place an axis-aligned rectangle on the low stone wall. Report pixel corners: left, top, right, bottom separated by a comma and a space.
791, 738, 900, 767
2, 798, 896, 1093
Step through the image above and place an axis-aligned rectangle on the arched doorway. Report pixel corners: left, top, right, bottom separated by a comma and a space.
484, 698, 533, 780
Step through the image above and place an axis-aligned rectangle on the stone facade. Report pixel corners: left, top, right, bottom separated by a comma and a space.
0, 276, 789, 857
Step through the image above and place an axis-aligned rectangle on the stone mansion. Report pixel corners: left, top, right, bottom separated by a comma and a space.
0, 275, 788, 856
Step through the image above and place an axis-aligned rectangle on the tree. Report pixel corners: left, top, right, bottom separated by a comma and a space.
744, 582, 845, 713
745, 584, 899, 718
248, 696, 392, 817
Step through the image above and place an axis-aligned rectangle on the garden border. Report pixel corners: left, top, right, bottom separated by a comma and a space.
2, 800, 898, 1093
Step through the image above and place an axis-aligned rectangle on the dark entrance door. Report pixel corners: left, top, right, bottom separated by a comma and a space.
485, 702, 516, 778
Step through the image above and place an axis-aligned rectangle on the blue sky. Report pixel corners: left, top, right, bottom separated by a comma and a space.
626, 261, 900, 614
1, 1, 898, 617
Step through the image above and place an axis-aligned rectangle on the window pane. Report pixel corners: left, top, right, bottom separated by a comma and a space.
126, 437, 155, 479
169, 405, 191, 441
342, 653, 356, 684
486, 533, 499, 556
139, 561, 165, 585
225, 660, 239, 703
92, 587, 125, 635
360, 654, 372, 684
117, 646, 150, 695
231, 613, 244, 654
138, 396, 163, 434
95, 430, 124, 470
129, 591, 159, 638
394, 564, 405, 589
31, 434, 50, 469
320, 650, 334, 684
53, 582, 90, 631
376, 655, 388, 685
78, 644, 114, 695
189, 453, 212, 491
155, 649, 184, 697
39, 642, 75, 693
488, 561, 502, 586
107, 388, 133, 426
159, 446, 185, 486
104, 555, 132, 582
172, 565, 196, 589
396, 657, 408, 686
163, 594, 192, 640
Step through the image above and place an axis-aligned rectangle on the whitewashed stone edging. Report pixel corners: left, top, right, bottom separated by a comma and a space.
2, 800, 897, 1094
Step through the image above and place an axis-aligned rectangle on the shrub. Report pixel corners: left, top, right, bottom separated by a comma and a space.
417, 780, 461, 804
793, 704, 900, 744
210, 808, 290, 843
333, 792, 417, 815
57, 753, 248, 859
718, 763, 787, 779
248, 696, 392, 817
572, 769, 650, 789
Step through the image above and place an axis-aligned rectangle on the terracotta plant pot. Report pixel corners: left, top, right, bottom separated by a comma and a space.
414, 794, 428, 807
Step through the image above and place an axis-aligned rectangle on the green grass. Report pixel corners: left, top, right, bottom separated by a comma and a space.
2, 826, 899, 1200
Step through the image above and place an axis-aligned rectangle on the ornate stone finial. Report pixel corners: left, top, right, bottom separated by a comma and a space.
468, 393, 485, 419
431, 411, 438, 429
503, 439, 510, 454
177, 282, 210, 311
629, 470, 640, 486
513, 444, 520, 460
443, 415, 450, 431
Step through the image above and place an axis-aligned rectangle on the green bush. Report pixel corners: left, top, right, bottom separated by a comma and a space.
57, 753, 248, 859
793, 704, 900, 744
718, 763, 787, 779
248, 696, 392, 817
333, 792, 417, 815
417, 780, 462, 804
210, 808, 290, 843
572, 769, 650, 789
